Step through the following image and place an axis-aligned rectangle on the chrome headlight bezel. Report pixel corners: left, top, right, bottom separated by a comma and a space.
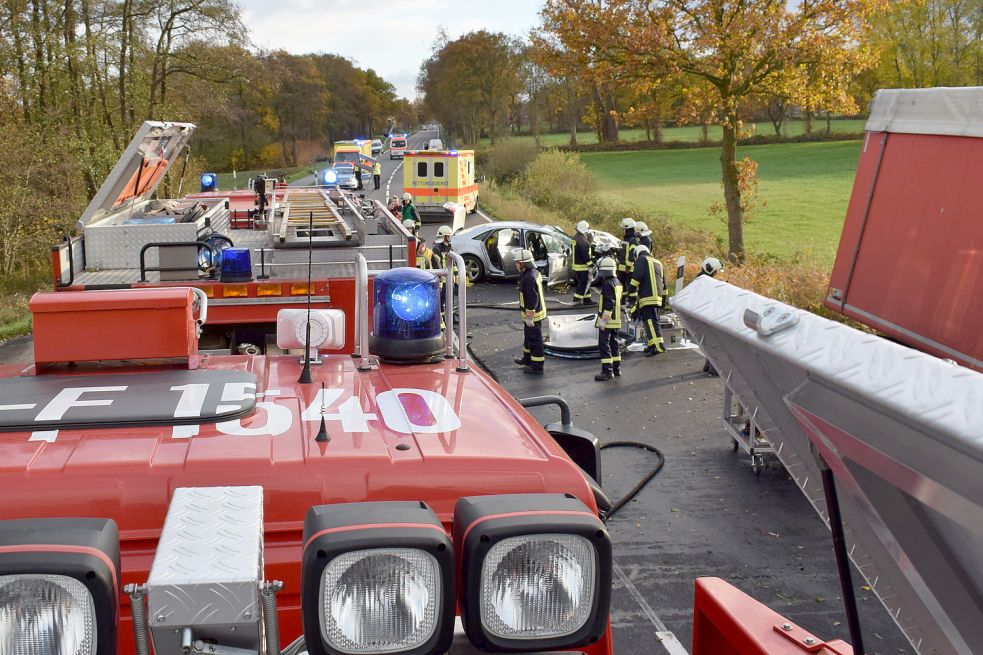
453, 494, 612, 653
301, 501, 455, 655
0, 518, 120, 655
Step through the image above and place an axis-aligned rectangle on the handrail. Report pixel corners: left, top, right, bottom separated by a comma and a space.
55, 235, 76, 288
355, 253, 372, 371
446, 251, 469, 372
139, 241, 218, 282
518, 395, 572, 428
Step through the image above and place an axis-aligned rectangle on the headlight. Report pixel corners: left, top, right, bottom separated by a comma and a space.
454, 494, 611, 652
480, 535, 595, 639
320, 549, 439, 653
0, 574, 95, 655
0, 518, 120, 655
302, 502, 455, 655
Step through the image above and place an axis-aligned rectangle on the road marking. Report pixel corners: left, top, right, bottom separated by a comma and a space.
385, 161, 403, 199
475, 208, 494, 223
613, 560, 689, 655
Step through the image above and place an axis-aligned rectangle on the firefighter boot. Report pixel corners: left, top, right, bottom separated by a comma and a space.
594, 369, 613, 382
612, 365, 621, 377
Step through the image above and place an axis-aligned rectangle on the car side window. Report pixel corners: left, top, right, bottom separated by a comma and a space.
541, 233, 566, 255
434, 162, 445, 178
525, 231, 548, 262
417, 162, 428, 177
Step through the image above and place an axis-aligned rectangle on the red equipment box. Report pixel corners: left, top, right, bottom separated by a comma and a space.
30, 288, 199, 367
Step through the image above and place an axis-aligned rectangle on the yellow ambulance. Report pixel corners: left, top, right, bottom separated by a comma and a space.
403, 149, 478, 215
333, 141, 375, 175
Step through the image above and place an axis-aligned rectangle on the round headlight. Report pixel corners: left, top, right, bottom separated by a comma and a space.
0, 574, 96, 655
480, 535, 596, 640
320, 549, 440, 654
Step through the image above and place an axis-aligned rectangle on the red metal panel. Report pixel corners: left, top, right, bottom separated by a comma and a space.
30, 288, 197, 366
826, 132, 983, 371
693, 577, 852, 655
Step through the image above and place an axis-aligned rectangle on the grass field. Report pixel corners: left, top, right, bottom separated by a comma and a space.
581, 139, 863, 263
480, 119, 865, 148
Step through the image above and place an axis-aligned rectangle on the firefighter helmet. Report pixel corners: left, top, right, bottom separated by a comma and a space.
436, 225, 452, 238
701, 256, 723, 276
597, 256, 617, 272
515, 249, 535, 264
620, 217, 636, 230
576, 220, 590, 234
402, 218, 416, 231
636, 221, 650, 235
635, 244, 650, 256
403, 192, 412, 201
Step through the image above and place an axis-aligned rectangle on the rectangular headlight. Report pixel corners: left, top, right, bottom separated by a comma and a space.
0, 518, 120, 655
302, 502, 455, 655
454, 494, 611, 652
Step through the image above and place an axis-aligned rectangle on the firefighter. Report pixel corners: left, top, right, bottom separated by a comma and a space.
617, 217, 639, 290
401, 192, 422, 232
402, 217, 419, 238
572, 220, 593, 305
698, 256, 723, 376
355, 166, 364, 190
628, 244, 667, 357
416, 238, 437, 270
432, 225, 453, 269
513, 248, 546, 375
254, 175, 268, 217
373, 161, 382, 190
593, 256, 623, 381
636, 221, 653, 251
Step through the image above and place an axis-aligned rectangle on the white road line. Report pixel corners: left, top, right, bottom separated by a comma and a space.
613, 561, 689, 655
385, 161, 403, 199
475, 208, 494, 223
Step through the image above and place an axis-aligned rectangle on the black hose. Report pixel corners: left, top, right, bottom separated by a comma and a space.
466, 302, 594, 313
599, 441, 666, 520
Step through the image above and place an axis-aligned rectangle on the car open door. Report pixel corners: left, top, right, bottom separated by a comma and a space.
541, 232, 571, 287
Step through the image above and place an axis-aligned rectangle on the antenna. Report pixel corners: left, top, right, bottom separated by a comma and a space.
298, 210, 315, 384
315, 381, 330, 442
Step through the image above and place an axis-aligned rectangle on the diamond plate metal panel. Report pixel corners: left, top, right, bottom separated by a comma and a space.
672, 276, 983, 655
148, 486, 263, 629
84, 220, 200, 270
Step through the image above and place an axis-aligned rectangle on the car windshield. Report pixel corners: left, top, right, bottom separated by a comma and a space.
335, 151, 359, 164
333, 164, 354, 174
551, 225, 573, 239
392, 139, 406, 147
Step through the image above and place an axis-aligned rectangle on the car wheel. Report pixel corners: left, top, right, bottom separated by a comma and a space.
463, 254, 485, 283
467, 199, 479, 215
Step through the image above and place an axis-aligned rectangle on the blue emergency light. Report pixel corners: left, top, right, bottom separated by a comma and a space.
200, 173, 217, 192
369, 268, 444, 362
219, 247, 252, 282
321, 169, 337, 185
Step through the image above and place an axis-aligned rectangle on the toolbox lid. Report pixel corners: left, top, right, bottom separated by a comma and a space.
866, 86, 983, 138
30, 288, 195, 313
77, 121, 196, 229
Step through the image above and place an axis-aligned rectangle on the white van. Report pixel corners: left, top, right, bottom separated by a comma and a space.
427, 138, 444, 151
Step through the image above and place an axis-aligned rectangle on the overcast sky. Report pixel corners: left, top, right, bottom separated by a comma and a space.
239, 0, 543, 99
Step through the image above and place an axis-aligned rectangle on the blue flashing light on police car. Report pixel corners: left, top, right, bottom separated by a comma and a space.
321, 169, 338, 186
219, 248, 252, 282
200, 172, 217, 192
369, 268, 444, 362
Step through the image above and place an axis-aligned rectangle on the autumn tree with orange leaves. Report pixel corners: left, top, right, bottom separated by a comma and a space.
540, 0, 882, 262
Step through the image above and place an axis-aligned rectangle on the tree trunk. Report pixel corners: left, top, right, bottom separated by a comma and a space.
825, 111, 832, 135
803, 110, 813, 134
701, 124, 709, 144
720, 118, 745, 263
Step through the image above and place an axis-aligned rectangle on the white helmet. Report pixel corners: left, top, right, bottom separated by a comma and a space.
701, 256, 723, 276
436, 225, 452, 239
514, 248, 535, 264
576, 220, 590, 234
620, 217, 636, 230
402, 218, 416, 230
634, 244, 650, 256
597, 256, 617, 272
636, 221, 651, 236
403, 192, 412, 201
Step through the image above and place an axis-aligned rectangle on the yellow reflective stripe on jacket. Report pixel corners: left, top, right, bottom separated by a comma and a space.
519, 270, 547, 322
596, 283, 623, 329
572, 263, 590, 271
637, 257, 665, 308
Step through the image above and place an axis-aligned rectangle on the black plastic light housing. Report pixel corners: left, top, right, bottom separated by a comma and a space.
453, 493, 612, 653
301, 501, 455, 655
0, 517, 120, 655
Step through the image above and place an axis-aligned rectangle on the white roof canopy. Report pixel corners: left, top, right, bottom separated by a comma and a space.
866, 86, 983, 138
